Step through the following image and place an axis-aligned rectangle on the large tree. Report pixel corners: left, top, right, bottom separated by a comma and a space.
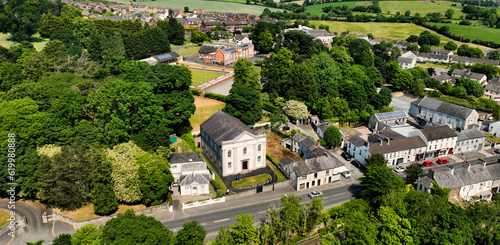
175, 220, 207, 245
323, 125, 342, 148
100, 210, 174, 244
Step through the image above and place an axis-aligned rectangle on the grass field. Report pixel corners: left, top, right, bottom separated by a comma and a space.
306, 2, 370, 15
0, 210, 9, 227
0, 33, 48, 51
53, 203, 148, 221
189, 96, 225, 132
110, 0, 279, 15
430, 22, 500, 43
379, 1, 464, 18
309, 20, 490, 51
189, 68, 226, 86
178, 47, 200, 56
232, 174, 272, 188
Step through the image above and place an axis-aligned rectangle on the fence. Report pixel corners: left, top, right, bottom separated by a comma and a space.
190, 72, 234, 92
225, 179, 291, 201
182, 196, 226, 210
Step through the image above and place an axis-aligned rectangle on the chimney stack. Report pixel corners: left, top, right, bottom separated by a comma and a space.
387, 137, 390, 145
379, 138, 383, 146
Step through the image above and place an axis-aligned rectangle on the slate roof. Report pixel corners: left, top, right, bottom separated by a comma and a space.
368, 136, 426, 154
398, 57, 415, 63
468, 72, 486, 81
433, 73, 453, 82
349, 135, 368, 147
456, 128, 485, 141
292, 133, 317, 151
179, 173, 210, 186
200, 110, 257, 145
294, 155, 344, 176
451, 69, 468, 77
419, 125, 458, 141
153, 52, 179, 62
431, 48, 452, 55
169, 153, 203, 164
379, 127, 406, 140
452, 56, 500, 65
280, 156, 295, 166
485, 77, 500, 92
411, 96, 476, 120
433, 163, 500, 188
198, 45, 219, 54
418, 175, 433, 188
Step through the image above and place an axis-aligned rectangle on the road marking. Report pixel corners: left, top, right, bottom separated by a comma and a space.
258, 211, 267, 214
200, 223, 207, 226
172, 227, 182, 232
214, 218, 229, 223
333, 192, 346, 197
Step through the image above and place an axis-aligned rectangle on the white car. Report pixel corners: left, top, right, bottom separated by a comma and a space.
308, 191, 324, 198
341, 171, 351, 178
394, 166, 406, 173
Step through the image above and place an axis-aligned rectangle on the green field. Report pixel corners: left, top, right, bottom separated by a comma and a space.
178, 47, 200, 56
109, 0, 279, 15
430, 22, 500, 43
189, 68, 226, 86
232, 174, 271, 188
306, 2, 370, 15
0, 33, 48, 51
309, 20, 490, 51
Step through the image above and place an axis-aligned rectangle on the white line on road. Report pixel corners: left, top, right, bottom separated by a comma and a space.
333, 192, 346, 197
172, 227, 181, 232
200, 223, 207, 226
258, 211, 267, 214
214, 218, 229, 223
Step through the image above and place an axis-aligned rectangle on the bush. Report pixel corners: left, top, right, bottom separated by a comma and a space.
210, 179, 222, 192
263, 101, 281, 114
204, 92, 227, 102
190, 89, 202, 96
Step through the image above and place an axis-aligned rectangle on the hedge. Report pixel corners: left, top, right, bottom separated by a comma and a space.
204, 92, 227, 102
191, 89, 202, 96
263, 101, 282, 114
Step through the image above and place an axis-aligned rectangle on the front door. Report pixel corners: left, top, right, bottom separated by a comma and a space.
242, 160, 248, 170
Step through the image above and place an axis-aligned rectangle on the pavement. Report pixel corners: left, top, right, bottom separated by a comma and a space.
390, 92, 419, 111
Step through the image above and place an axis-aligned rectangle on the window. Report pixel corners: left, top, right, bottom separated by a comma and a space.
326, 170, 329, 175
258, 144, 261, 151
258, 156, 261, 162
302, 175, 307, 180
314, 173, 318, 178
243, 147, 247, 154
228, 150, 231, 158
300, 183, 305, 189
228, 162, 232, 168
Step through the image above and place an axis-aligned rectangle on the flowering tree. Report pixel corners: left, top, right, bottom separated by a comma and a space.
282, 100, 308, 121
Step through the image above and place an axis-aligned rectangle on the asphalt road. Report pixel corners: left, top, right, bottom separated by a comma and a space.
162, 183, 361, 239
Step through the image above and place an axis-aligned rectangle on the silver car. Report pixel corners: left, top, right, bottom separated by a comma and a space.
308, 191, 323, 198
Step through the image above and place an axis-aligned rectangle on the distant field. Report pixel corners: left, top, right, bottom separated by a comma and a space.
309, 21, 490, 51
109, 0, 279, 15
0, 33, 48, 51
306, 2, 370, 15
189, 68, 226, 87
190, 96, 225, 132
430, 22, 500, 43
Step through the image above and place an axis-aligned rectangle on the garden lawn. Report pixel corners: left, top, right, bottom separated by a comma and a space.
430, 22, 500, 44
0, 33, 48, 51
309, 21, 490, 51
419, 63, 449, 69
110, 0, 280, 15
232, 174, 272, 188
189, 68, 226, 87
267, 163, 287, 182
189, 96, 226, 132
0, 210, 9, 227
53, 203, 148, 222
486, 132, 500, 144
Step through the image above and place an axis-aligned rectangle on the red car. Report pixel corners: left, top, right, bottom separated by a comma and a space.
423, 160, 434, 167
437, 158, 449, 164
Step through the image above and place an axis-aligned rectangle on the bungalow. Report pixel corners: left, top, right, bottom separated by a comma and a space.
169, 153, 212, 196
451, 56, 500, 66
432, 73, 454, 83
430, 48, 453, 56
391, 40, 413, 50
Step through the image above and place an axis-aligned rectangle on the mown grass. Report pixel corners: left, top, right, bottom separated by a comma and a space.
309, 21, 490, 51
189, 96, 226, 132
430, 22, 500, 44
232, 174, 272, 188
178, 47, 200, 56
110, 0, 279, 15
0, 33, 48, 51
306, 2, 370, 15
53, 203, 148, 222
419, 63, 449, 69
0, 210, 10, 227
267, 163, 287, 182
189, 68, 227, 87
486, 132, 500, 144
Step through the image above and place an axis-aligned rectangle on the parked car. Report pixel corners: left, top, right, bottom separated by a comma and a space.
437, 158, 449, 164
495, 148, 500, 154
341, 152, 352, 161
308, 191, 323, 198
422, 160, 434, 167
394, 166, 406, 173
341, 170, 351, 178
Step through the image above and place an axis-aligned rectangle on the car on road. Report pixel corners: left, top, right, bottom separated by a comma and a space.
341, 152, 352, 161
308, 191, 323, 198
394, 166, 406, 173
495, 148, 500, 154
437, 158, 449, 164
341, 170, 351, 178
422, 160, 434, 167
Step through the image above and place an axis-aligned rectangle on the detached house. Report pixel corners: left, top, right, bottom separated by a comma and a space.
200, 110, 267, 177
409, 96, 479, 130
169, 153, 212, 196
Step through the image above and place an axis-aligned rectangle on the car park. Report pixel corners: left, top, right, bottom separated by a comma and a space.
341, 170, 351, 178
308, 191, 323, 198
422, 160, 434, 167
341, 152, 352, 161
437, 158, 449, 164
394, 166, 406, 173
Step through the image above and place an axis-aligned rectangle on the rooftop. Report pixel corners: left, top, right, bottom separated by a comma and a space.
369, 136, 426, 154
294, 155, 344, 176
169, 153, 204, 164
420, 125, 458, 141
411, 96, 476, 120
200, 110, 258, 145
